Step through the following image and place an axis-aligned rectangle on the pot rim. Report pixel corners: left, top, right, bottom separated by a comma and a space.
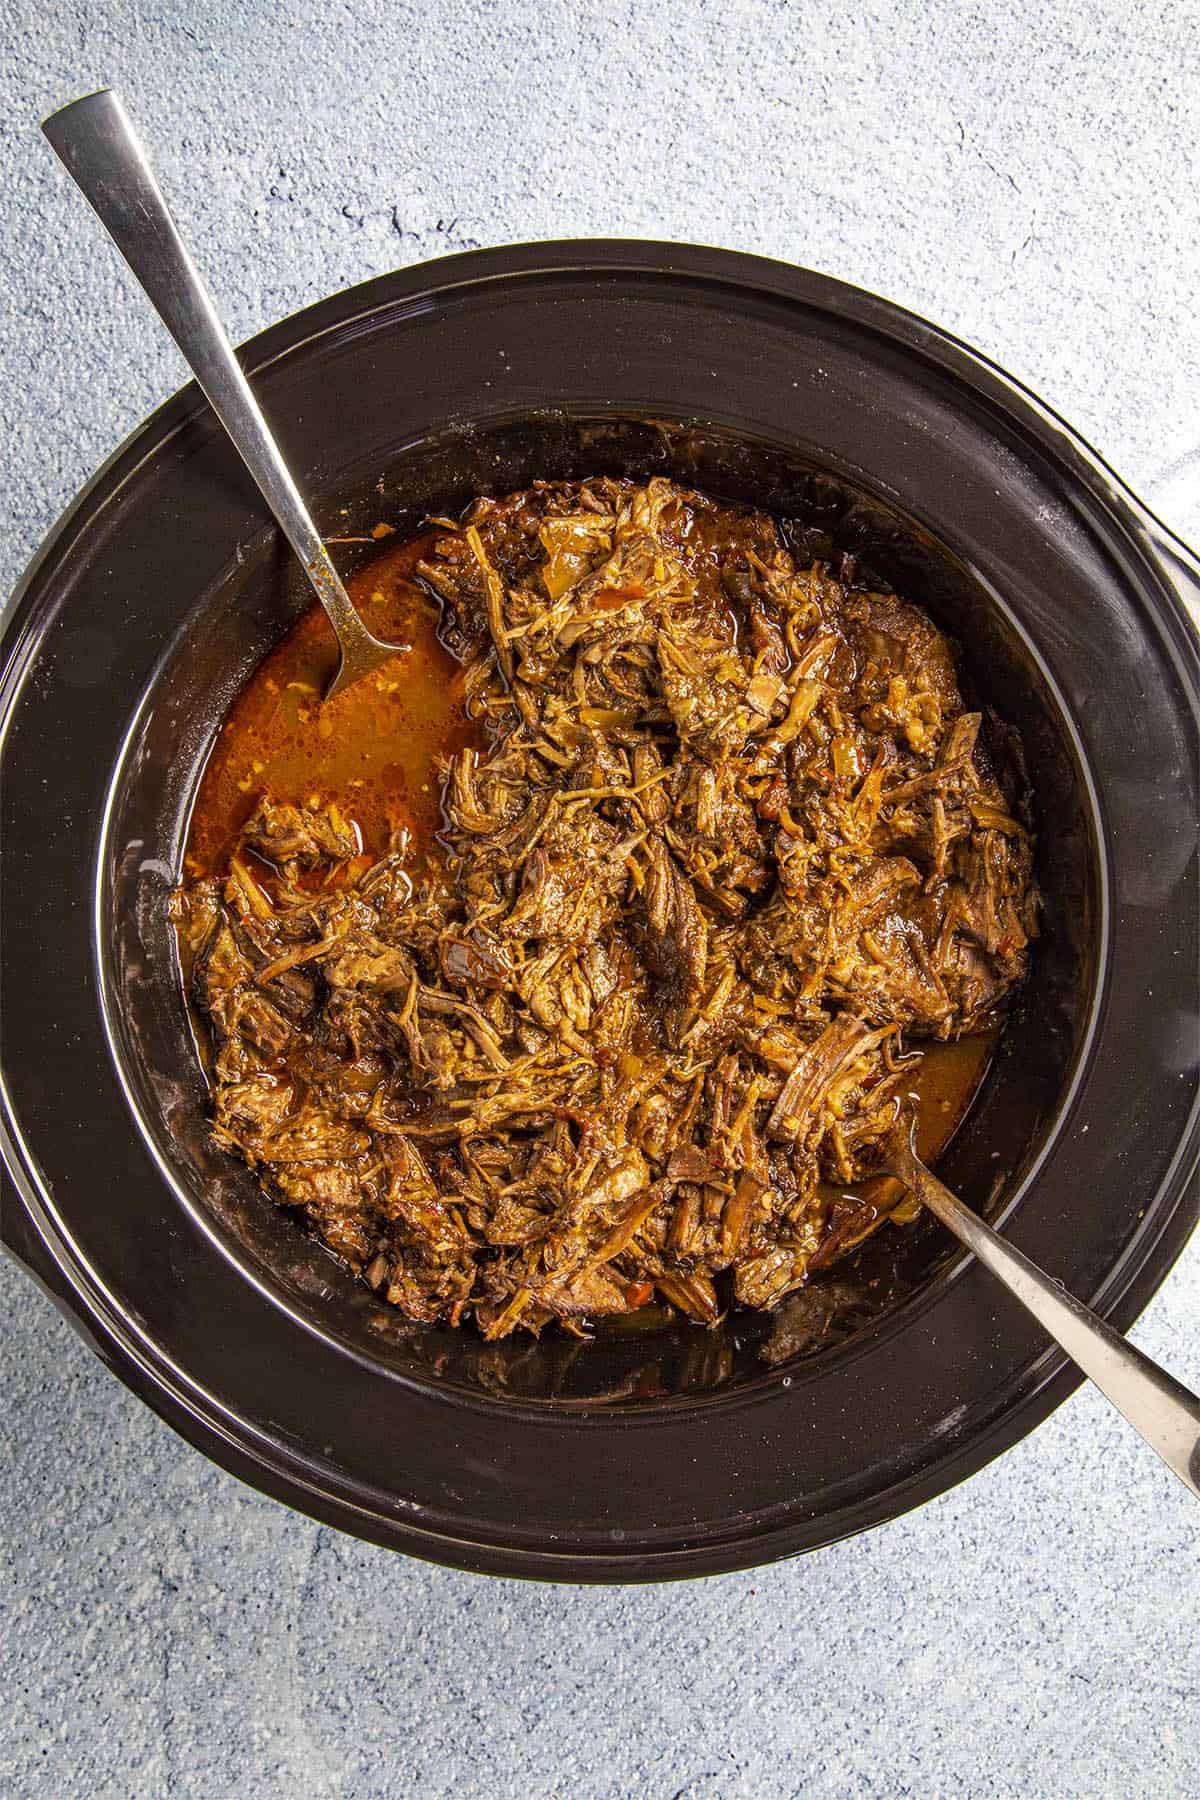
3, 240, 1198, 1581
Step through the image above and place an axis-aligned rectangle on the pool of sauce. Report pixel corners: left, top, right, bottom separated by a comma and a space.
902, 1027, 994, 1164
184, 529, 479, 880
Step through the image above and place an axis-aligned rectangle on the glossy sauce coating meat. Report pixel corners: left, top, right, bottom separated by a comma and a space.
175, 477, 1037, 1337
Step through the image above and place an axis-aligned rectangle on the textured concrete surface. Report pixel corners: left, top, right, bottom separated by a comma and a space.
2, 2, 1199, 1795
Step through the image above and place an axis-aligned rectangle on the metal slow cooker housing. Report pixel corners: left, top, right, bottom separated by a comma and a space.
2, 243, 1198, 1581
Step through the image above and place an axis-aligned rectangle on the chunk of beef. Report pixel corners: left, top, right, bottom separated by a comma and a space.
637, 840, 708, 1019
243, 797, 359, 870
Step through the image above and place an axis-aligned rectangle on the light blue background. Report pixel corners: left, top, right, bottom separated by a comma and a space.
3, 4, 1198, 1795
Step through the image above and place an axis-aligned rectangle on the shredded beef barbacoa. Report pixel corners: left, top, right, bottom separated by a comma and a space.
175, 477, 1039, 1337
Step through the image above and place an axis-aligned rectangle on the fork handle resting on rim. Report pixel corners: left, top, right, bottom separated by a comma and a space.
886, 1124, 1200, 1501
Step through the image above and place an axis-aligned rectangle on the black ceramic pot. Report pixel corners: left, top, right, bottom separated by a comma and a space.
3, 243, 1198, 1581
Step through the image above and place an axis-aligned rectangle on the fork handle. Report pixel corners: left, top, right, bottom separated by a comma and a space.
889, 1134, 1200, 1500
42, 89, 371, 660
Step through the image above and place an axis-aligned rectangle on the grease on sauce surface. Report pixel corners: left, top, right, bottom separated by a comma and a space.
185, 531, 480, 879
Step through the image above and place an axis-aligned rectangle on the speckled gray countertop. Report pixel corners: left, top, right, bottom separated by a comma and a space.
3, 3, 1198, 1795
